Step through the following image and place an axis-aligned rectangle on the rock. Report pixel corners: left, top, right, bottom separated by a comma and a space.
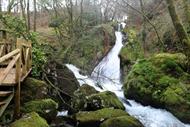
21, 78, 48, 103
46, 61, 80, 97
71, 84, 99, 113
22, 99, 58, 123
123, 53, 190, 123
86, 91, 125, 111
71, 90, 125, 113
100, 116, 144, 127
73, 108, 129, 127
10, 112, 49, 127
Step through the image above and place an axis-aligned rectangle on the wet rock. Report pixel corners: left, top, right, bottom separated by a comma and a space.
22, 99, 58, 123
123, 53, 190, 123
10, 112, 49, 127
21, 78, 48, 103
85, 91, 125, 111
70, 84, 99, 113
71, 89, 125, 112
100, 116, 144, 127
73, 108, 129, 127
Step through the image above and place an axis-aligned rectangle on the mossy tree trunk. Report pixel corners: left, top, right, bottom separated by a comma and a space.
166, 0, 190, 60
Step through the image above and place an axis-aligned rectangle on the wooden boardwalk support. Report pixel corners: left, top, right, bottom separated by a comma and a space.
0, 30, 32, 119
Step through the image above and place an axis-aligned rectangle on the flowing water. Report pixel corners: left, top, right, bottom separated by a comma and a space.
66, 24, 190, 127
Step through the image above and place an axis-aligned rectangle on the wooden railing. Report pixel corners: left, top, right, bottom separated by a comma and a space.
0, 38, 32, 85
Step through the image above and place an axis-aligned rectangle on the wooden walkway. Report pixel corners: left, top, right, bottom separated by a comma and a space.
0, 30, 32, 119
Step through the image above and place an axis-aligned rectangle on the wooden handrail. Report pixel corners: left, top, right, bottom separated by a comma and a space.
0, 49, 20, 63
0, 54, 20, 85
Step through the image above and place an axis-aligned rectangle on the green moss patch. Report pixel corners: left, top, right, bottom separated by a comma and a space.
123, 53, 190, 123
10, 112, 49, 127
22, 99, 58, 122
100, 116, 143, 127
73, 108, 128, 127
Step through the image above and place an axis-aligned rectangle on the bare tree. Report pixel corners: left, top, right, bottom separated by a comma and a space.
27, 0, 30, 31
33, 0, 37, 32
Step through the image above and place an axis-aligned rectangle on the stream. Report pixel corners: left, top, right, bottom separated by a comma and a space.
66, 24, 190, 127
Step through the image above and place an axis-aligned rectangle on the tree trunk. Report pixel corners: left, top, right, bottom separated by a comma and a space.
33, 0, 37, 32
0, 0, 2, 12
166, 0, 190, 59
139, 0, 147, 56
27, 0, 30, 31
80, 0, 83, 27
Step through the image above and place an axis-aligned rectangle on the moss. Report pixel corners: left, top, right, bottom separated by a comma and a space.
100, 116, 143, 127
22, 99, 58, 122
123, 53, 190, 123
10, 112, 49, 127
71, 90, 125, 113
74, 108, 128, 127
71, 84, 99, 112
86, 91, 125, 110
151, 53, 187, 68
74, 84, 99, 97
22, 78, 48, 103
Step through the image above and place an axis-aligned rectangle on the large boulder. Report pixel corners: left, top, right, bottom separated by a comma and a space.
21, 78, 48, 103
85, 91, 125, 111
71, 84, 99, 112
71, 89, 125, 112
100, 116, 144, 127
46, 61, 80, 97
22, 99, 58, 123
123, 53, 190, 123
10, 112, 49, 127
73, 108, 131, 127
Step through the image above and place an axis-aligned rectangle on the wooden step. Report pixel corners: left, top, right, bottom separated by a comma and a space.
0, 101, 6, 106
0, 91, 12, 97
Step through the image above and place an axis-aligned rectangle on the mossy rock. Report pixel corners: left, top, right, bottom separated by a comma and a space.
73, 108, 129, 127
22, 99, 58, 123
100, 116, 144, 127
71, 90, 125, 113
86, 91, 125, 110
10, 112, 49, 127
71, 84, 99, 113
123, 53, 190, 123
21, 78, 48, 103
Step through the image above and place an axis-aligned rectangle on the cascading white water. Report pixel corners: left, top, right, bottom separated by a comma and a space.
66, 23, 190, 127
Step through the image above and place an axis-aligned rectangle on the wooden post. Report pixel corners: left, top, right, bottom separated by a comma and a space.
2, 30, 7, 40
14, 38, 22, 119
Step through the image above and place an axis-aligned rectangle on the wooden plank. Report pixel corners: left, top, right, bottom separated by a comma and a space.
0, 102, 6, 106
22, 43, 31, 48
0, 49, 20, 63
0, 91, 12, 97
0, 54, 20, 85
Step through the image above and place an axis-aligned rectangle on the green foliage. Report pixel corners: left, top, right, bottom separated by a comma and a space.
32, 43, 47, 77
121, 28, 144, 62
0, 14, 48, 78
0, 14, 28, 38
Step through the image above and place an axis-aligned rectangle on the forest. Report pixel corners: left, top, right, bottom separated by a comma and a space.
0, 0, 190, 127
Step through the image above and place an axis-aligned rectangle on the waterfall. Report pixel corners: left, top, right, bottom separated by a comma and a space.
66, 23, 190, 127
